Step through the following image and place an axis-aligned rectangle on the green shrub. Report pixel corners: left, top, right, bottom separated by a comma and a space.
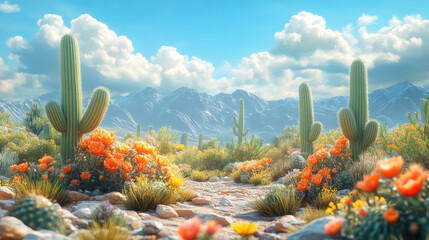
91, 201, 127, 227
23, 102, 48, 135
190, 170, 217, 182
226, 135, 269, 163
76, 219, 131, 240
348, 152, 378, 187
270, 160, 291, 181
251, 186, 302, 216
312, 188, 338, 209
248, 171, 271, 185
314, 128, 343, 147
201, 138, 218, 151
156, 126, 178, 155
13, 176, 69, 206
231, 170, 241, 183
196, 148, 229, 171
271, 125, 300, 148
0, 151, 19, 177
0, 111, 16, 127
173, 147, 200, 168
177, 187, 196, 202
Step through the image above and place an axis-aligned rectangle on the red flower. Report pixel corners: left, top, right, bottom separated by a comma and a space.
39, 163, 47, 172
80, 172, 91, 181
62, 165, 72, 174
384, 208, 399, 223
356, 172, 379, 192
325, 218, 343, 236
88, 141, 105, 156
178, 217, 201, 240
395, 164, 428, 197
376, 156, 404, 178
122, 161, 133, 173
297, 179, 309, 191
17, 163, 28, 173
205, 220, 222, 234
38, 155, 52, 164
71, 179, 79, 186
311, 174, 323, 186
359, 208, 367, 218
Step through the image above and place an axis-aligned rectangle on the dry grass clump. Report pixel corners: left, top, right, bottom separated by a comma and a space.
76, 219, 131, 240
248, 171, 272, 186
251, 186, 302, 217
312, 188, 338, 209
349, 152, 379, 187
14, 176, 69, 206
190, 170, 217, 182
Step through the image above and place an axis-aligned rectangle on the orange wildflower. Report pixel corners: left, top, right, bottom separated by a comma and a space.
205, 220, 222, 234
59, 173, 65, 180
13, 176, 22, 182
376, 156, 404, 178
124, 173, 130, 179
41, 174, 48, 180
150, 169, 155, 174
332, 168, 337, 174
359, 208, 367, 218
301, 167, 312, 179
111, 153, 124, 162
104, 157, 121, 172
78, 138, 91, 149
48, 167, 54, 173
39, 163, 47, 172
315, 144, 323, 151
88, 141, 105, 155
62, 165, 72, 174
17, 162, 28, 173
5, 124, 10, 128
122, 161, 133, 173
10, 164, 17, 171
384, 208, 399, 223
52, 161, 57, 166
156, 155, 169, 167
137, 162, 146, 171
38, 155, 52, 164
356, 172, 379, 192
323, 183, 329, 188
395, 164, 428, 197
178, 217, 201, 240
101, 133, 116, 146
246, 165, 253, 171
267, 158, 273, 164
343, 196, 352, 205
71, 179, 79, 186
345, 153, 350, 158
117, 143, 130, 154
325, 218, 343, 236
317, 149, 327, 159
297, 179, 309, 191
311, 174, 323, 186
80, 172, 91, 181
308, 154, 319, 165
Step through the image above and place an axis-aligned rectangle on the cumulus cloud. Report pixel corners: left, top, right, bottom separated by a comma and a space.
358, 14, 378, 26
3, 11, 429, 100
0, 1, 19, 13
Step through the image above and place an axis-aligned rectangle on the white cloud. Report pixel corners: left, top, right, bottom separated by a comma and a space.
0, 1, 19, 13
358, 14, 378, 26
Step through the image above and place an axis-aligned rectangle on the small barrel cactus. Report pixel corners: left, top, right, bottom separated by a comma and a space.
9, 195, 65, 234
290, 154, 307, 170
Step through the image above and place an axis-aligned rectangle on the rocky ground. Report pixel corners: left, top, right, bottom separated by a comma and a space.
0, 176, 336, 240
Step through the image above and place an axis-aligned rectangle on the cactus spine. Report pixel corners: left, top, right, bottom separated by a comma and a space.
233, 98, 249, 146
181, 133, 188, 146
299, 83, 323, 155
38, 122, 53, 140
198, 133, 203, 150
45, 34, 110, 160
339, 59, 379, 161
136, 123, 141, 138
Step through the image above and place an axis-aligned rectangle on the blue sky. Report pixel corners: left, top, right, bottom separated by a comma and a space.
1, 0, 429, 100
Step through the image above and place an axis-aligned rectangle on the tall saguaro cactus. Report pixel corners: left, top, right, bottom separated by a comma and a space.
339, 59, 378, 161
299, 83, 323, 155
136, 123, 141, 138
46, 34, 110, 160
198, 133, 203, 150
421, 97, 429, 138
181, 133, 188, 146
233, 98, 249, 146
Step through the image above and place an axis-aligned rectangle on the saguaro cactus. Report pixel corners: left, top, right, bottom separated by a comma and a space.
181, 133, 188, 146
46, 34, 110, 160
421, 97, 429, 138
136, 123, 141, 138
233, 98, 249, 146
339, 59, 378, 161
198, 133, 203, 150
299, 83, 323, 155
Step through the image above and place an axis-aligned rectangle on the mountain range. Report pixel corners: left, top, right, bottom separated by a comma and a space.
1, 81, 428, 143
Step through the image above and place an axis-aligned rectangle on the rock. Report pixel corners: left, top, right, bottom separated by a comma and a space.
158, 229, 175, 237
222, 176, 232, 180
280, 215, 305, 226
258, 233, 283, 240
72, 218, 90, 229
192, 197, 211, 205
0, 216, 34, 240
91, 189, 102, 196
274, 221, 292, 232
22, 230, 73, 240
208, 177, 219, 182
0, 209, 8, 218
72, 207, 92, 218
67, 191, 89, 202
264, 224, 276, 233
124, 210, 140, 219
0, 199, 16, 210
63, 219, 77, 235
156, 204, 179, 219
138, 212, 152, 220
286, 216, 335, 240
174, 209, 195, 218
141, 220, 163, 235
131, 220, 143, 229
158, 237, 181, 240
196, 213, 232, 227
0, 186, 15, 200
56, 208, 76, 220
103, 192, 126, 204
337, 189, 351, 196
217, 197, 232, 207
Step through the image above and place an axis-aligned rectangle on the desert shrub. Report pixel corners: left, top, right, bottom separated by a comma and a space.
76, 219, 131, 240
270, 160, 291, 181
0, 111, 16, 127
176, 164, 192, 177
348, 152, 379, 187
173, 146, 200, 167
195, 148, 229, 171
91, 201, 127, 227
231, 170, 241, 183
271, 125, 300, 148
201, 138, 218, 151
248, 171, 271, 185
177, 188, 196, 202
0, 151, 19, 177
312, 188, 338, 209
314, 128, 343, 147
23, 102, 48, 135
190, 170, 218, 182
251, 186, 302, 216
234, 158, 273, 184
123, 177, 180, 211
300, 205, 328, 224
226, 135, 270, 163
156, 126, 178, 155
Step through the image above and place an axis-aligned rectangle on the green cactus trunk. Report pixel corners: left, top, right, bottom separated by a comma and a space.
198, 133, 203, 150
45, 34, 110, 161
233, 98, 249, 146
299, 83, 323, 155
136, 123, 141, 138
181, 133, 188, 146
339, 60, 379, 161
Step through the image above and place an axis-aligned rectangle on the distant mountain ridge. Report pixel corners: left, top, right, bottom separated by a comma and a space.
1, 81, 428, 142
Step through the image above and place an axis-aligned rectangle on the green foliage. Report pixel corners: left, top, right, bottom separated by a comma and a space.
0, 151, 19, 178
201, 138, 218, 151
172, 147, 200, 168
0, 130, 58, 163
312, 188, 338, 209
299, 83, 323, 155
13, 176, 70, 206
156, 126, 178, 155
314, 128, 344, 147
348, 152, 378, 187
196, 148, 228, 171
0, 111, 16, 127
177, 187, 196, 202
272, 125, 300, 148
91, 201, 127, 228
23, 102, 48, 136
299, 205, 328, 224
46, 34, 110, 161
9, 195, 66, 233
123, 178, 180, 211
248, 171, 272, 185
233, 98, 249, 146
226, 135, 269, 162
231, 170, 241, 183
38, 122, 53, 140
190, 170, 218, 182
270, 160, 291, 181
198, 133, 203, 150
76, 219, 131, 240
180, 132, 188, 146
251, 186, 302, 217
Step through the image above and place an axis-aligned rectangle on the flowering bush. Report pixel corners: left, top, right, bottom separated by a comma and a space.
226, 135, 270, 163
64, 128, 182, 192
234, 157, 273, 183
325, 156, 429, 240
177, 217, 222, 240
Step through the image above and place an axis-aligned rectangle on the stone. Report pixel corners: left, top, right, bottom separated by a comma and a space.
174, 209, 195, 218
63, 219, 77, 235
264, 224, 276, 233
274, 221, 293, 232
138, 212, 152, 220
72, 218, 90, 229
0, 199, 16, 210
0, 216, 34, 240
22, 230, 73, 240
103, 192, 126, 204
0, 209, 8, 218
217, 197, 232, 207
91, 189, 102, 196
56, 208, 76, 220
131, 220, 143, 229
141, 220, 163, 235
156, 204, 179, 219
72, 207, 92, 218
0, 186, 15, 200
196, 213, 232, 227
67, 191, 89, 202
208, 176, 219, 182
280, 215, 305, 226
158, 229, 175, 237
337, 189, 351, 196
286, 216, 335, 240
192, 197, 211, 205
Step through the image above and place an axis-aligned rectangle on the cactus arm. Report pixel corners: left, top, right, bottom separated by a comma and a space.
45, 101, 66, 133
421, 98, 428, 123
308, 122, 323, 142
233, 116, 238, 128
79, 87, 110, 134
361, 120, 379, 151
243, 128, 249, 137
233, 126, 238, 136
339, 108, 358, 142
